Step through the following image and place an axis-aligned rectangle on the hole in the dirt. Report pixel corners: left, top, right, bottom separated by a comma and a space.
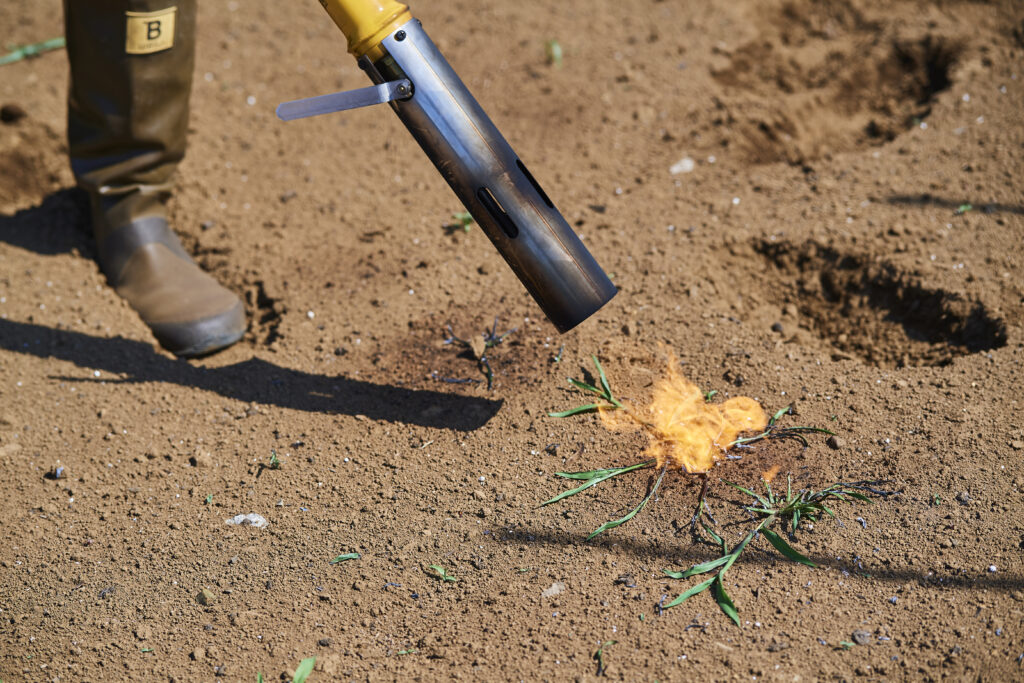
756, 240, 1006, 368
710, 0, 964, 164
244, 280, 283, 346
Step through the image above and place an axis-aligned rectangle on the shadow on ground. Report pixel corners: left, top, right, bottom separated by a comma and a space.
493, 527, 1024, 593
0, 319, 502, 430
0, 188, 94, 256
886, 193, 1024, 215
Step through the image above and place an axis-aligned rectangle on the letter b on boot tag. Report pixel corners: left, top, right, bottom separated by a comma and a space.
125, 7, 177, 54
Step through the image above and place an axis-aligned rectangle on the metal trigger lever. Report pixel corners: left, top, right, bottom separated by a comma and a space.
275, 78, 412, 121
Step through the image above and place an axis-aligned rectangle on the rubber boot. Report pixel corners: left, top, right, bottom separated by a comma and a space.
65, 0, 246, 357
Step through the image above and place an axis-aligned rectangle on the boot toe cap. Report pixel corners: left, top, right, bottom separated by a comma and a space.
149, 299, 247, 357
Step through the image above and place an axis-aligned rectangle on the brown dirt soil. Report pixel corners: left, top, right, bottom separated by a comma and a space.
2, 0, 1024, 680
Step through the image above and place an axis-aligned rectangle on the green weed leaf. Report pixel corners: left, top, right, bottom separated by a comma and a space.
674, 554, 731, 578
586, 465, 666, 539
713, 578, 741, 626
593, 355, 612, 396
664, 576, 715, 608
329, 552, 360, 564
548, 403, 601, 418
293, 657, 316, 683
541, 462, 651, 506
428, 565, 458, 582
568, 377, 603, 395
762, 529, 816, 567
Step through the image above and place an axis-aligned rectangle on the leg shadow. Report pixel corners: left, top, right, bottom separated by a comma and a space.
0, 187, 94, 256
0, 318, 502, 431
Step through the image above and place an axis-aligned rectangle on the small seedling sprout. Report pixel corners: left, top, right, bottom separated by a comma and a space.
593, 640, 616, 676
329, 552, 360, 564
544, 40, 563, 67
204, 494, 213, 505
428, 564, 458, 582
292, 656, 316, 683
452, 211, 474, 232
268, 450, 282, 469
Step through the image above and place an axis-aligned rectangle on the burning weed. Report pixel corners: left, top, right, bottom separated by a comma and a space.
544, 355, 835, 538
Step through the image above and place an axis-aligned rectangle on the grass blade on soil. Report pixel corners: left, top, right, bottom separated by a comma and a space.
664, 575, 715, 609
762, 529, 815, 567
541, 461, 653, 507
712, 578, 741, 626
329, 552, 360, 564
587, 464, 667, 539
293, 657, 316, 683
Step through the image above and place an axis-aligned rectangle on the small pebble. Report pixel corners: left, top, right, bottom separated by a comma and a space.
225, 512, 269, 528
541, 582, 566, 598
669, 157, 695, 174
988, 565, 997, 573
196, 589, 216, 606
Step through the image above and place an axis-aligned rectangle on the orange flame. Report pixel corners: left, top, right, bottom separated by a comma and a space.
600, 355, 768, 473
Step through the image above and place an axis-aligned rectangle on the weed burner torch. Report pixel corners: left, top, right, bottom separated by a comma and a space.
278, 0, 617, 332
